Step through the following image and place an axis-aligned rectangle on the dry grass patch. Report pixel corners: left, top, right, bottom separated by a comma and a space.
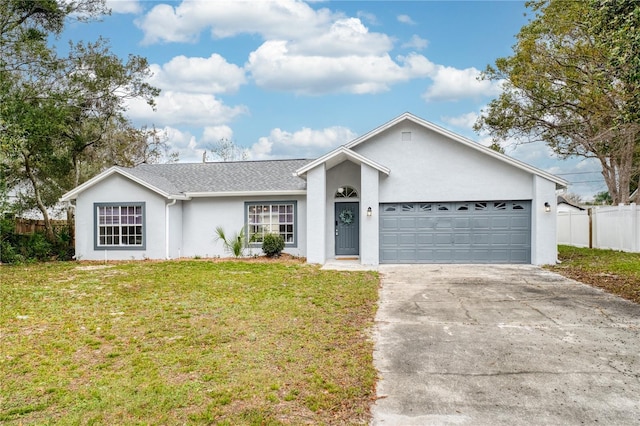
548, 245, 640, 304
1, 260, 379, 424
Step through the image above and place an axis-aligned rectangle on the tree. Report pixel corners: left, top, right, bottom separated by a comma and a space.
562, 193, 583, 205
0, 0, 160, 241
488, 141, 505, 154
206, 138, 249, 162
590, 0, 640, 202
474, 0, 639, 204
593, 191, 612, 205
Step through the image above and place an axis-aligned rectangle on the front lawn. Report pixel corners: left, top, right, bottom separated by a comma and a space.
1, 260, 379, 424
548, 245, 640, 304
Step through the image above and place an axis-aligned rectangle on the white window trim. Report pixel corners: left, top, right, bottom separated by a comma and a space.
245, 201, 297, 247
94, 202, 146, 250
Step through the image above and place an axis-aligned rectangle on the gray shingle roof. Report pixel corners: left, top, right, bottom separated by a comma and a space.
122, 159, 311, 195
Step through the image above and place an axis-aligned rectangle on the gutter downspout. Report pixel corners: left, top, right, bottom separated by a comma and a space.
165, 199, 177, 260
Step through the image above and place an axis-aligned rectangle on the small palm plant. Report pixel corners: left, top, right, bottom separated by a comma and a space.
214, 226, 249, 257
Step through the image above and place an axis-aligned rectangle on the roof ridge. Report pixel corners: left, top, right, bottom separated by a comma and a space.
138, 158, 313, 167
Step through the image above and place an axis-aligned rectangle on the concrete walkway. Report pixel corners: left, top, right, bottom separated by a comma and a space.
371, 264, 640, 425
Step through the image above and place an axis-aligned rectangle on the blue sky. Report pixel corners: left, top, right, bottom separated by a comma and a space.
60, 0, 606, 200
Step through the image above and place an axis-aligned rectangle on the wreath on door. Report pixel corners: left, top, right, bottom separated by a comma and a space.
339, 209, 354, 225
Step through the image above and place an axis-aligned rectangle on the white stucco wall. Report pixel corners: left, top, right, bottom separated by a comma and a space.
74, 174, 168, 260
74, 174, 306, 261
167, 200, 183, 259
181, 195, 307, 259
353, 121, 534, 202
531, 175, 558, 265
306, 165, 326, 264
360, 163, 380, 265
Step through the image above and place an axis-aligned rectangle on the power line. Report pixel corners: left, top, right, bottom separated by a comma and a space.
555, 171, 602, 176
568, 180, 606, 184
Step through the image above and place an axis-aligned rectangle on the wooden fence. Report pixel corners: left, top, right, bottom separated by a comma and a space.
13, 218, 69, 235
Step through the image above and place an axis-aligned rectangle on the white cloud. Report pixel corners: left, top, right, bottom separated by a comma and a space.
402, 34, 429, 51
106, 0, 142, 14
423, 65, 503, 101
442, 112, 479, 130
148, 54, 246, 94
126, 91, 248, 127
397, 14, 416, 25
247, 42, 433, 95
161, 126, 201, 162
137, 0, 336, 45
136, 1, 450, 96
135, 0, 505, 101
291, 18, 392, 56
202, 125, 235, 143
248, 126, 357, 159
357, 10, 378, 26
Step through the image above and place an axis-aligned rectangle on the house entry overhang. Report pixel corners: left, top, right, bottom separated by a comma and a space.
294, 146, 390, 178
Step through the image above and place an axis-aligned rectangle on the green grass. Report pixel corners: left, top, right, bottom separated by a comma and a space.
0, 260, 379, 424
548, 245, 640, 303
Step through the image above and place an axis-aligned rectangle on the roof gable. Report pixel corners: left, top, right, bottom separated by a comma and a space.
60, 166, 182, 202
294, 147, 390, 177
346, 112, 567, 189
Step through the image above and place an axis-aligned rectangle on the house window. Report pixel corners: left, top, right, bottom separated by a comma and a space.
246, 201, 297, 246
335, 186, 358, 198
94, 203, 145, 249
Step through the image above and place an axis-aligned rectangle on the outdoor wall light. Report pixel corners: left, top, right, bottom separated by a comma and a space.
544, 202, 551, 212
367, 206, 372, 217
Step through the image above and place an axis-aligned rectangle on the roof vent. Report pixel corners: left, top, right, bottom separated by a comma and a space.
401, 131, 411, 141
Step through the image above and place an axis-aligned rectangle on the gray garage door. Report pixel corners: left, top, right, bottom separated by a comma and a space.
380, 201, 531, 264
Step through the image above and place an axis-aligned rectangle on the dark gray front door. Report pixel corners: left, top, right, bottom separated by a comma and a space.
335, 202, 359, 256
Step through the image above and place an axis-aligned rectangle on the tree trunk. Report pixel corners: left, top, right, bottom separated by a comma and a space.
23, 151, 55, 242
66, 204, 75, 249
597, 126, 637, 205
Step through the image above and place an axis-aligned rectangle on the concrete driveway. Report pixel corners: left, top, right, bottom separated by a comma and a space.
371, 265, 640, 425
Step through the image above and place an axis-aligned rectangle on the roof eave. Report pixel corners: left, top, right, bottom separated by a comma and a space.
185, 190, 307, 198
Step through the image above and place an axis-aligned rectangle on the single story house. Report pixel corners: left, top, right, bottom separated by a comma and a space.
557, 195, 585, 213
60, 113, 567, 265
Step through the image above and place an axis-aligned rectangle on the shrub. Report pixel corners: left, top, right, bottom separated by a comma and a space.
0, 218, 74, 264
262, 233, 285, 258
215, 226, 248, 257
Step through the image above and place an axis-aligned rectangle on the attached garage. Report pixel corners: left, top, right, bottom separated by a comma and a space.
294, 113, 567, 266
379, 200, 531, 264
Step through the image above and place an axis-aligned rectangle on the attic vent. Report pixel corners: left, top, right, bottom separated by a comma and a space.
401, 131, 412, 141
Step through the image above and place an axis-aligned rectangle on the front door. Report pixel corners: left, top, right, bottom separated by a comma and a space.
335, 202, 359, 256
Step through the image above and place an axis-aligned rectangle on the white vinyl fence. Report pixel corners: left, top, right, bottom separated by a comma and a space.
557, 204, 640, 252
